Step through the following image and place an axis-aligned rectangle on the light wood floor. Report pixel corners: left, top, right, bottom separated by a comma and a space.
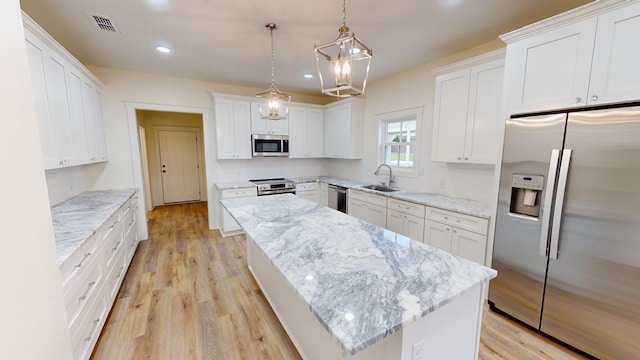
92, 202, 587, 360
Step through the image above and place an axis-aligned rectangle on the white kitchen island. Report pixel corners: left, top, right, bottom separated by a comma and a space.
221, 194, 496, 360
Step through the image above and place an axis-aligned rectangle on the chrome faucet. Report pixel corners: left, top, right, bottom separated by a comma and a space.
374, 163, 396, 188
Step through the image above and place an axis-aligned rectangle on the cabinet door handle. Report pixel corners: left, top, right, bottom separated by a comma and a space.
591, 95, 598, 102
575, 97, 582, 103
79, 281, 96, 301
84, 318, 101, 342
74, 252, 92, 269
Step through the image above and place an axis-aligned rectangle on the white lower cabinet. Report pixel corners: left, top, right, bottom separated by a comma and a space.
423, 207, 488, 265
318, 182, 328, 206
386, 198, 426, 241
296, 182, 319, 203
347, 189, 387, 227
387, 209, 425, 241
219, 187, 257, 237
60, 192, 138, 360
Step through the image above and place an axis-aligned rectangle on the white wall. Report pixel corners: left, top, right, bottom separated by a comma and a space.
356, 39, 506, 204
81, 67, 329, 229
0, 1, 73, 358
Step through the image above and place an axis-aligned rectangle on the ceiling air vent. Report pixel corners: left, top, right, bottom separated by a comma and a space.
89, 14, 119, 33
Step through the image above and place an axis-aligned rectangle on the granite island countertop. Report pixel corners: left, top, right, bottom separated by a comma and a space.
51, 189, 137, 266
221, 194, 496, 356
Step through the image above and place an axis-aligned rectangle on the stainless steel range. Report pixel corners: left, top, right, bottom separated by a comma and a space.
250, 178, 296, 196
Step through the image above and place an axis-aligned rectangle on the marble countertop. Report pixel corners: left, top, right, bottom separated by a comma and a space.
293, 176, 492, 218
221, 194, 496, 356
214, 180, 255, 190
51, 189, 136, 265
215, 176, 491, 218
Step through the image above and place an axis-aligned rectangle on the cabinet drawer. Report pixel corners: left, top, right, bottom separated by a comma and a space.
387, 198, 426, 218
124, 215, 138, 261
296, 182, 319, 191
104, 245, 126, 304
221, 187, 257, 199
101, 211, 122, 243
425, 207, 488, 235
65, 255, 103, 329
348, 189, 387, 207
60, 233, 99, 289
71, 291, 107, 360
103, 221, 124, 271
123, 203, 136, 234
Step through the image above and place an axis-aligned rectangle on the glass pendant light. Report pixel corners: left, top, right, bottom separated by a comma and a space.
314, 0, 372, 98
256, 23, 291, 120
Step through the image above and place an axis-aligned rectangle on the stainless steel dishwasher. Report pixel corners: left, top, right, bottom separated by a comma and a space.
328, 184, 347, 213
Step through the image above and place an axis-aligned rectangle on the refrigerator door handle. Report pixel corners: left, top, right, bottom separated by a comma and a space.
539, 149, 561, 257
549, 149, 572, 260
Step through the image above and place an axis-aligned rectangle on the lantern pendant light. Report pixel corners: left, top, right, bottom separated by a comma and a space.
314, 0, 372, 98
256, 23, 291, 120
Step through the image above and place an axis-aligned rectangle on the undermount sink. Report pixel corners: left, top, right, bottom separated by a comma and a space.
362, 184, 398, 192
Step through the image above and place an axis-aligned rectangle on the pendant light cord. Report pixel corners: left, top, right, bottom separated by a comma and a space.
268, 23, 276, 86
342, 0, 347, 26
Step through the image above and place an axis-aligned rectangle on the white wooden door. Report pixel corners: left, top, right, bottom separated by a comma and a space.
589, 2, 640, 105
465, 59, 504, 164
25, 36, 57, 169
324, 108, 339, 157
233, 101, 252, 159
424, 219, 452, 251
158, 130, 201, 203
67, 69, 89, 164
386, 209, 404, 234
364, 203, 387, 228
404, 213, 425, 242
287, 106, 306, 158
452, 228, 486, 265
431, 68, 470, 162
43, 51, 75, 166
347, 198, 367, 220
306, 108, 324, 157
215, 98, 235, 159
92, 88, 107, 161
81, 81, 99, 162
507, 17, 597, 113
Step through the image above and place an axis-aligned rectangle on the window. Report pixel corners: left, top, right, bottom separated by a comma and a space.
378, 107, 422, 174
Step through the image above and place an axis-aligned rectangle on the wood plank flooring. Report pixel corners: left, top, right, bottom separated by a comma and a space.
92, 202, 588, 360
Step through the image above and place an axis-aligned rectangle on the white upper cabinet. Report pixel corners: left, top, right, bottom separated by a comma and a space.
288, 105, 324, 158
250, 102, 289, 135
502, 0, 640, 114
23, 13, 107, 170
589, 2, 640, 104
323, 98, 364, 159
214, 96, 252, 159
432, 50, 505, 164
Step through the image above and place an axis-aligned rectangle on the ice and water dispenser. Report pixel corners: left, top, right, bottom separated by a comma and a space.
510, 174, 544, 218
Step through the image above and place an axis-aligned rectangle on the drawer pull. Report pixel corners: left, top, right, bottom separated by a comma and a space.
84, 318, 101, 342
112, 240, 122, 252
74, 253, 92, 269
116, 266, 125, 278
79, 281, 96, 301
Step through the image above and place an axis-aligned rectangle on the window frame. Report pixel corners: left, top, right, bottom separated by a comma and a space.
376, 107, 423, 178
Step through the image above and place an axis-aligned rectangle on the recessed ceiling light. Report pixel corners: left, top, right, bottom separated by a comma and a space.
156, 46, 171, 53
303, 73, 313, 79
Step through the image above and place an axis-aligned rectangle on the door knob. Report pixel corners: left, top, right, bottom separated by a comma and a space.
162, 170, 166, 173
162, 164, 166, 168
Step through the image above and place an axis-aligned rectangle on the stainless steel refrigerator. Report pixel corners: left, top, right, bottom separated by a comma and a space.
489, 104, 640, 359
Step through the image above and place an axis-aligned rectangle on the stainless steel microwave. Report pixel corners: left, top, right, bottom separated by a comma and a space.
252, 134, 289, 157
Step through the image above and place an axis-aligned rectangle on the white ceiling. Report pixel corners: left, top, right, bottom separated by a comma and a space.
20, 0, 592, 97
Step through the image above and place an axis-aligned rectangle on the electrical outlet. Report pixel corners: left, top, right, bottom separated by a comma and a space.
412, 340, 424, 360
